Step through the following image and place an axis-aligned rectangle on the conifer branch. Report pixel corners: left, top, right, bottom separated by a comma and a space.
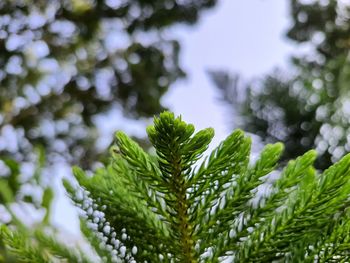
146, 112, 204, 262
0, 225, 88, 263
60, 111, 350, 262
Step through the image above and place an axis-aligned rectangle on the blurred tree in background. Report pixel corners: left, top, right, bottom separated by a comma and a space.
0, 0, 217, 240
210, 0, 350, 169
0, 0, 216, 169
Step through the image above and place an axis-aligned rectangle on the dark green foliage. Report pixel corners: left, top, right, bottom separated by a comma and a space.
58, 112, 350, 262
210, 0, 350, 170
0, 0, 216, 168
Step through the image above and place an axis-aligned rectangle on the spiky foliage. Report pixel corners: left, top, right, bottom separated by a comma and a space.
0, 225, 92, 263
61, 111, 350, 262
0, 153, 90, 263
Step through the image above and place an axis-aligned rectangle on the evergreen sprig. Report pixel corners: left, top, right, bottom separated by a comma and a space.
63, 111, 350, 262
0, 225, 89, 263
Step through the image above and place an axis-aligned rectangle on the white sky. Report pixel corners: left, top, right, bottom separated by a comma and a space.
54, 0, 295, 235
164, 0, 295, 149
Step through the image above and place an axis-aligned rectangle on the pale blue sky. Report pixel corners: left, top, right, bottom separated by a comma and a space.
164, 0, 295, 149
